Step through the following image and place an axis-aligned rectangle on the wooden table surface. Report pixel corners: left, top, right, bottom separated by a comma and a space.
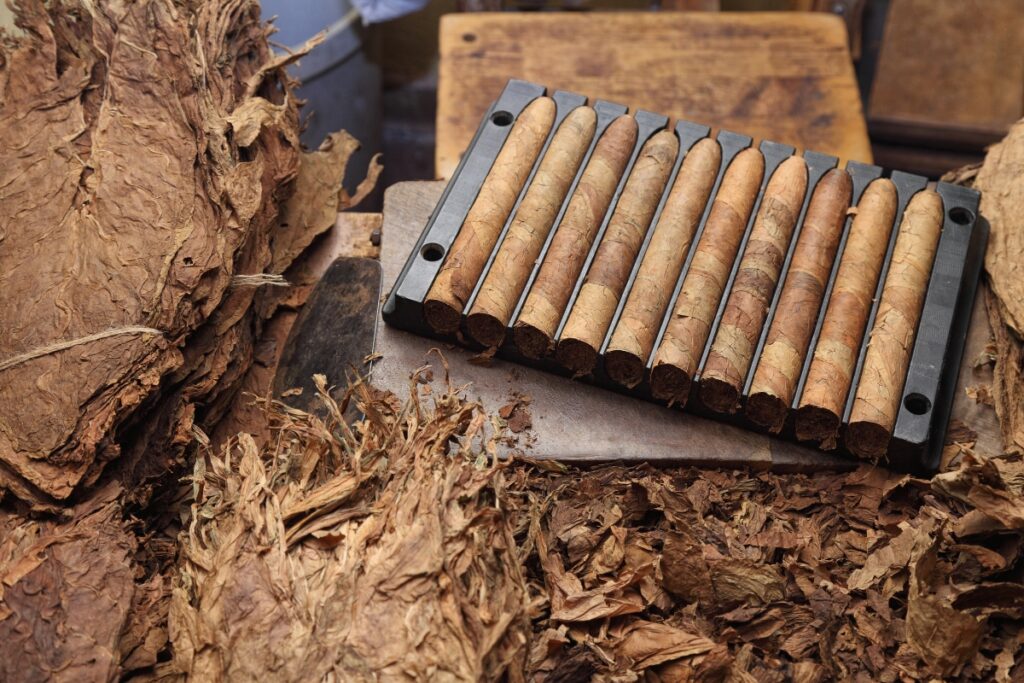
436, 12, 872, 178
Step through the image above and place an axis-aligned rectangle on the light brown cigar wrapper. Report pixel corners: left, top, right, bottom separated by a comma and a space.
556, 130, 679, 374
513, 115, 638, 358
699, 156, 808, 413
604, 138, 722, 388
424, 97, 556, 333
745, 169, 852, 432
649, 147, 765, 404
466, 106, 598, 347
846, 190, 943, 459
794, 178, 898, 447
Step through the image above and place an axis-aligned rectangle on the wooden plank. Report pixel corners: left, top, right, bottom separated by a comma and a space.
437, 12, 871, 178
868, 0, 1024, 149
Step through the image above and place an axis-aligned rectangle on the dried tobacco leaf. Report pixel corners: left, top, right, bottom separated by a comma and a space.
0, 0, 309, 507
168, 377, 530, 682
976, 118, 1024, 337
0, 485, 166, 682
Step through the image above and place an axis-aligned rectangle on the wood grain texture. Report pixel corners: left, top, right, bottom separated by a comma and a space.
868, 0, 1024, 148
437, 12, 870, 178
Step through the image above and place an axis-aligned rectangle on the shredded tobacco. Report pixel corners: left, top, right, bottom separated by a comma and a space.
151, 370, 1024, 681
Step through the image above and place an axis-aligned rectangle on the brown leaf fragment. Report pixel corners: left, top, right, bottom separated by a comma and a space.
170, 379, 529, 681
906, 541, 985, 677
610, 620, 717, 669
933, 451, 1024, 530
847, 517, 935, 591
0, 488, 164, 682
709, 559, 785, 609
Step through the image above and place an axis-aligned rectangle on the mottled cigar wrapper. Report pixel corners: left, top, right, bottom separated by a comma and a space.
745, 169, 853, 431
513, 115, 638, 358
846, 190, 943, 459
466, 106, 597, 347
794, 178, 898, 448
650, 147, 765, 405
604, 137, 721, 388
700, 156, 808, 413
425, 97, 556, 333
556, 130, 679, 375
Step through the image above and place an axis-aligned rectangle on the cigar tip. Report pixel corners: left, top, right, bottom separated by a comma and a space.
745, 392, 787, 433
466, 312, 506, 348
650, 363, 691, 406
846, 421, 890, 461
793, 405, 840, 444
512, 322, 552, 360
699, 377, 740, 414
423, 299, 462, 335
604, 350, 644, 389
555, 338, 598, 376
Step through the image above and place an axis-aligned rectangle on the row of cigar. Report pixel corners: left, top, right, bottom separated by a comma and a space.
421, 96, 945, 460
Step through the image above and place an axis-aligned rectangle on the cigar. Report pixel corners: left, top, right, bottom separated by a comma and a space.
555, 130, 679, 375
513, 115, 638, 358
794, 178, 898, 447
846, 190, 943, 459
465, 106, 597, 347
649, 147, 765, 405
604, 138, 721, 388
699, 156, 808, 413
424, 97, 556, 334
745, 169, 852, 432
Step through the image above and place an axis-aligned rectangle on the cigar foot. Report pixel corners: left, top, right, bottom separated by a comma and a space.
745, 392, 787, 433
466, 312, 507, 348
794, 405, 839, 448
650, 364, 691, 406
424, 299, 462, 334
846, 421, 890, 461
512, 322, 552, 359
699, 377, 740, 414
556, 338, 598, 376
604, 350, 644, 388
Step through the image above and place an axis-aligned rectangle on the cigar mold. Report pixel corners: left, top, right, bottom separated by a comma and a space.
383, 79, 988, 475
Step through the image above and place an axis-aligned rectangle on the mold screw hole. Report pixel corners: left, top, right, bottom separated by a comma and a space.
904, 392, 931, 415
490, 111, 514, 127
949, 207, 975, 225
421, 243, 445, 262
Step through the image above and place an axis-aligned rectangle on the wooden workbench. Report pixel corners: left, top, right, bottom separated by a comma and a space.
436, 12, 872, 178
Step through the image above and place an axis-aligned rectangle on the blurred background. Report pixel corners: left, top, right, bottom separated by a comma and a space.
6, 0, 1019, 208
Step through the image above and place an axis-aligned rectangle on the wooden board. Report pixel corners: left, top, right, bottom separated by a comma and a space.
371, 180, 1001, 470
868, 0, 1024, 150
436, 12, 872, 178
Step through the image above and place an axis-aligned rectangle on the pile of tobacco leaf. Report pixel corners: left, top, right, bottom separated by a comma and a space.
0, 0, 376, 511
3, 0, 1024, 681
